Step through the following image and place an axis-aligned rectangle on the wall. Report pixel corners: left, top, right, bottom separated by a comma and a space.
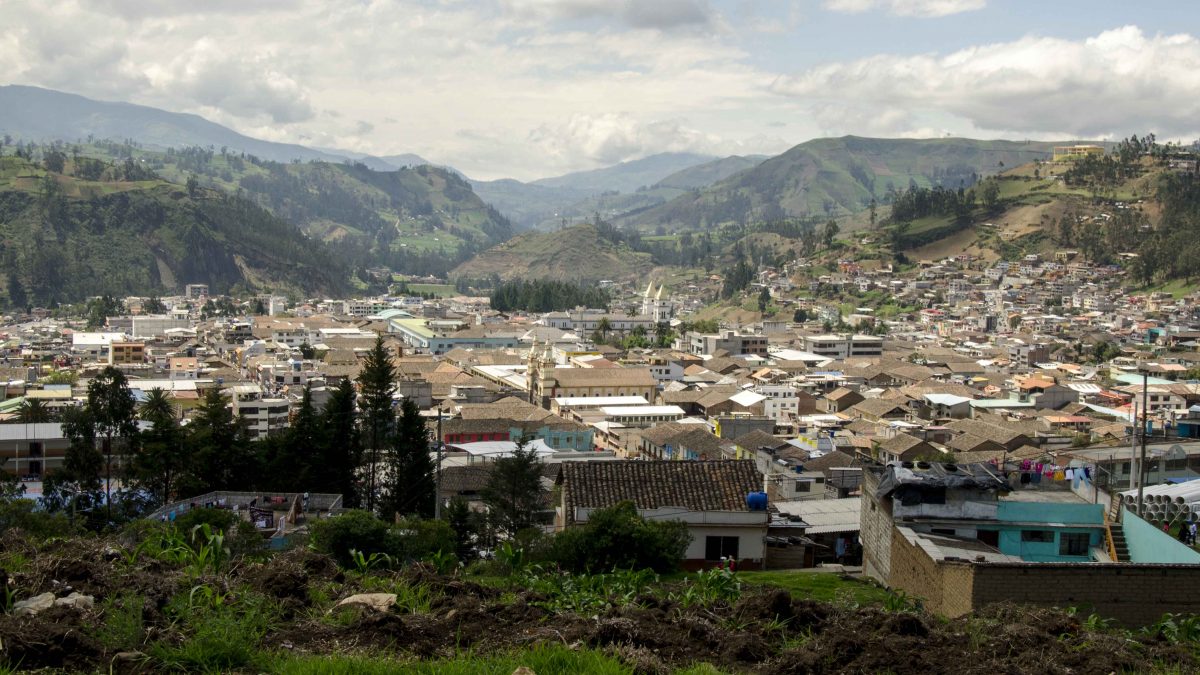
859, 469, 894, 582
888, 526, 976, 618
1122, 510, 1200, 564
968, 563, 1200, 626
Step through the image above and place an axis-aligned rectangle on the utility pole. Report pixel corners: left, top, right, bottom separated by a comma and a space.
434, 409, 443, 520
1138, 368, 1149, 515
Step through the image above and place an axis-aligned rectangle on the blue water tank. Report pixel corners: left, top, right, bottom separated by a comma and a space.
746, 491, 768, 511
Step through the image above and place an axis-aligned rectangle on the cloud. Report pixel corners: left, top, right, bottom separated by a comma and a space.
771, 26, 1200, 140
502, 0, 716, 30
823, 0, 985, 18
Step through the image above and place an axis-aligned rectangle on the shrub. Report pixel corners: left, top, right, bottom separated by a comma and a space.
547, 501, 691, 574
309, 510, 392, 568
0, 499, 76, 539
391, 516, 455, 561
174, 507, 238, 534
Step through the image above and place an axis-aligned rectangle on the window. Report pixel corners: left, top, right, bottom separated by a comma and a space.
795, 480, 811, 493
921, 487, 947, 505
705, 536, 739, 561
1021, 530, 1054, 543
1059, 532, 1091, 556
1167, 458, 1187, 471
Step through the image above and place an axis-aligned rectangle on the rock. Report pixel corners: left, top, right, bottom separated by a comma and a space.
112, 651, 145, 663
334, 593, 397, 613
445, 609, 458, 621
13, 592, 55, 617
512, 668, 536, 675
55, 592, 95, 611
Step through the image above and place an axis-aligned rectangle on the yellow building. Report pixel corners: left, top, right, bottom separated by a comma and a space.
1052, 145, 1104, 161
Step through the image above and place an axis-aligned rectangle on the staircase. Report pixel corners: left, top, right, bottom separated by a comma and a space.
1108, 526, 1129, 562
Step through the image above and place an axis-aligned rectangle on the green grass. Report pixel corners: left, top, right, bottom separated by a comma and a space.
1133, 278, 1200, 299
408, 283, 457, 297
741, 570, 891, 605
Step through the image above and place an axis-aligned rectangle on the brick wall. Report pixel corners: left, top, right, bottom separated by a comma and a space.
887, 526, 975, 617
969, 563, 1200, 626
860, 469, 894, 582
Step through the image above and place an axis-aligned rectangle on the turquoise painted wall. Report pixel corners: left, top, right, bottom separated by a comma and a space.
1122, 510, 1200, 564
989, 502, 1105, 562
997, 502, 1104, 525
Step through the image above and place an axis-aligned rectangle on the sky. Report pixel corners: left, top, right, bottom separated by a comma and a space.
2, 0, 1199, 180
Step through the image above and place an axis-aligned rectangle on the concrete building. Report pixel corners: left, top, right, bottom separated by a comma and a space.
799, 334, 884, 360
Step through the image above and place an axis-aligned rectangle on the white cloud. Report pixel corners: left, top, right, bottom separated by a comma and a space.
501, 0, 717, 30
771, 26, 1200, 140
823, 0, 985, 18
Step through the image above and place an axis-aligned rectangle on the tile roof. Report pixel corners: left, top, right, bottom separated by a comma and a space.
559, 460, 761, 517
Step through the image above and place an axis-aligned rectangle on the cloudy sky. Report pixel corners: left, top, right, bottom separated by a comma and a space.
2, 0, 1198, 179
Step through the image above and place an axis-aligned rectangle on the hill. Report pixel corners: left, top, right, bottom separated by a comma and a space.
0, 155, 346, 305
532, 152, 714, 193
620, 136, 1077, 231
63, 141, 513, 277
451, 222, 653, 282
0, 85, 438, 172
655, 154, 766, 190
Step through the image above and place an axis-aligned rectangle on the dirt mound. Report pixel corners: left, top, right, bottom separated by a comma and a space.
0, 604, 103, 671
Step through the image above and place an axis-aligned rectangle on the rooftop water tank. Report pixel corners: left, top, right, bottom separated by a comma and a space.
746, 491, 768, 511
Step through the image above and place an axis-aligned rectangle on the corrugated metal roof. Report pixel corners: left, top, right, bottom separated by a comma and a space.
774, 497, 861, 534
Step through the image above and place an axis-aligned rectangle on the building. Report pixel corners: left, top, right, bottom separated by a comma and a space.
860, 462, 1200, 625
799, 334, 884, 360
556, 460, 768, 570
184, 283, 209, 300
527, 343, 656, 408
683, 330, 768, 357
131, 315, 191, 338
108, 341, 145, 365
640, 281, 675, 323
225, 385, 290, 439
1052, 145, 1105, 161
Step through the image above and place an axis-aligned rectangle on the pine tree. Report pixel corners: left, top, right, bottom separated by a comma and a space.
482, 437, 545, 538
381, 398, 436, 520
357, 337, 396, 512
186, 388, 256, 494
321, 378, 361, 506
85, 367, 139, 523
272, 383, 321, 491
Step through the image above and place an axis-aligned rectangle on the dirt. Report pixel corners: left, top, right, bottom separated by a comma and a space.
1, 535, 1197, 674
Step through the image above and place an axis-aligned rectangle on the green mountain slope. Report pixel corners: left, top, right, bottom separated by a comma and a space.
655, 155, 766, 190
451, 223, 653, 282
621, 136, 1075, 230
0, 155, 346, 305
67, 142, 513, 276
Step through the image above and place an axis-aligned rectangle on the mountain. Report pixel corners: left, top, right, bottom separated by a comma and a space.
470, 152, 729, 230
654, 155, 766, 190
619, 136, 1071, 231
0, 85, 447, 173
66, 140, 513, 277
0, 155, 346, 305
531, 152, 716, 193
451, 222, 653, 282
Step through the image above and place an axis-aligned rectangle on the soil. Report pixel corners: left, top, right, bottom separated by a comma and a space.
1, 534, 1196, 674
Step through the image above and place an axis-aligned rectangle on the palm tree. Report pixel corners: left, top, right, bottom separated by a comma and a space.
597, 317, 611, 342
16, 399, 51, 423
139, 388, 175, 422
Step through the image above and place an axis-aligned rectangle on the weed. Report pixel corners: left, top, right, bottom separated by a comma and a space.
0, 583, 19, 614
1143, 613, 1200, 645
357, 575, 441, 614
427, 549, 458, 576
517, 567, 658, 615
150, 590, 275, 672
672, 568, 742, 609
882, 590, 921, 613
348, 548, 393, 575
93, 593, 145, 652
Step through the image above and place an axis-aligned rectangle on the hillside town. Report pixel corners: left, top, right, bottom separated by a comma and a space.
5, 249, 1200, 624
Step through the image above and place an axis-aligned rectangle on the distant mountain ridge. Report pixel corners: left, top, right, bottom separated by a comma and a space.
618, 136, 1076, 230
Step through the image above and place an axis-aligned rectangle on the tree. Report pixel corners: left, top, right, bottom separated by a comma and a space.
597, 317, 612, 342
482, 437, 545, 538
757, 287, 771, 312
16, 399, 52, 423
299, 342, 316, 359
47, 406, 104, 527
321, 378, 362, 506
381, 398, 436, 520
868, 198, 878, 228
186, 174, 200, 198
143, 296, 166, 314
84, 367, 139, 523
548, 500, 691, 573
445, 496, 481, 561
793, 308, 810, 323
357, 337, 397, 513
6, 273, 26, 310
186, 388, 255, 494
134, 388, 185, 504
270, 383, 321, 491
43, 150, 66, 174
654, 321, 673, 348
822, 219, 839, 248
981, 180, 1001, 213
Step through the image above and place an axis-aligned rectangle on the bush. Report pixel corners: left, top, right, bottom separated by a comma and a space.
309, 510, 392, 568
174, 507, 238, 534
0, 499, 76, 539
309, 511, 455, 568
547, 501, 691, 574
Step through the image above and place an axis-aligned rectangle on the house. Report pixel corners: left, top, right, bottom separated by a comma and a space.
872, 433, 940, 464
847, 398, 910, 423
822, 387, 864, 413
556, 460, 768, 570
638, 422, 735, 461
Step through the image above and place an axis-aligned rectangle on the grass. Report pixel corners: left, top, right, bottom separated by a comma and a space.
407, 283, 457, 298
740, 570, 891, 605
1132, 278, 1200, 299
